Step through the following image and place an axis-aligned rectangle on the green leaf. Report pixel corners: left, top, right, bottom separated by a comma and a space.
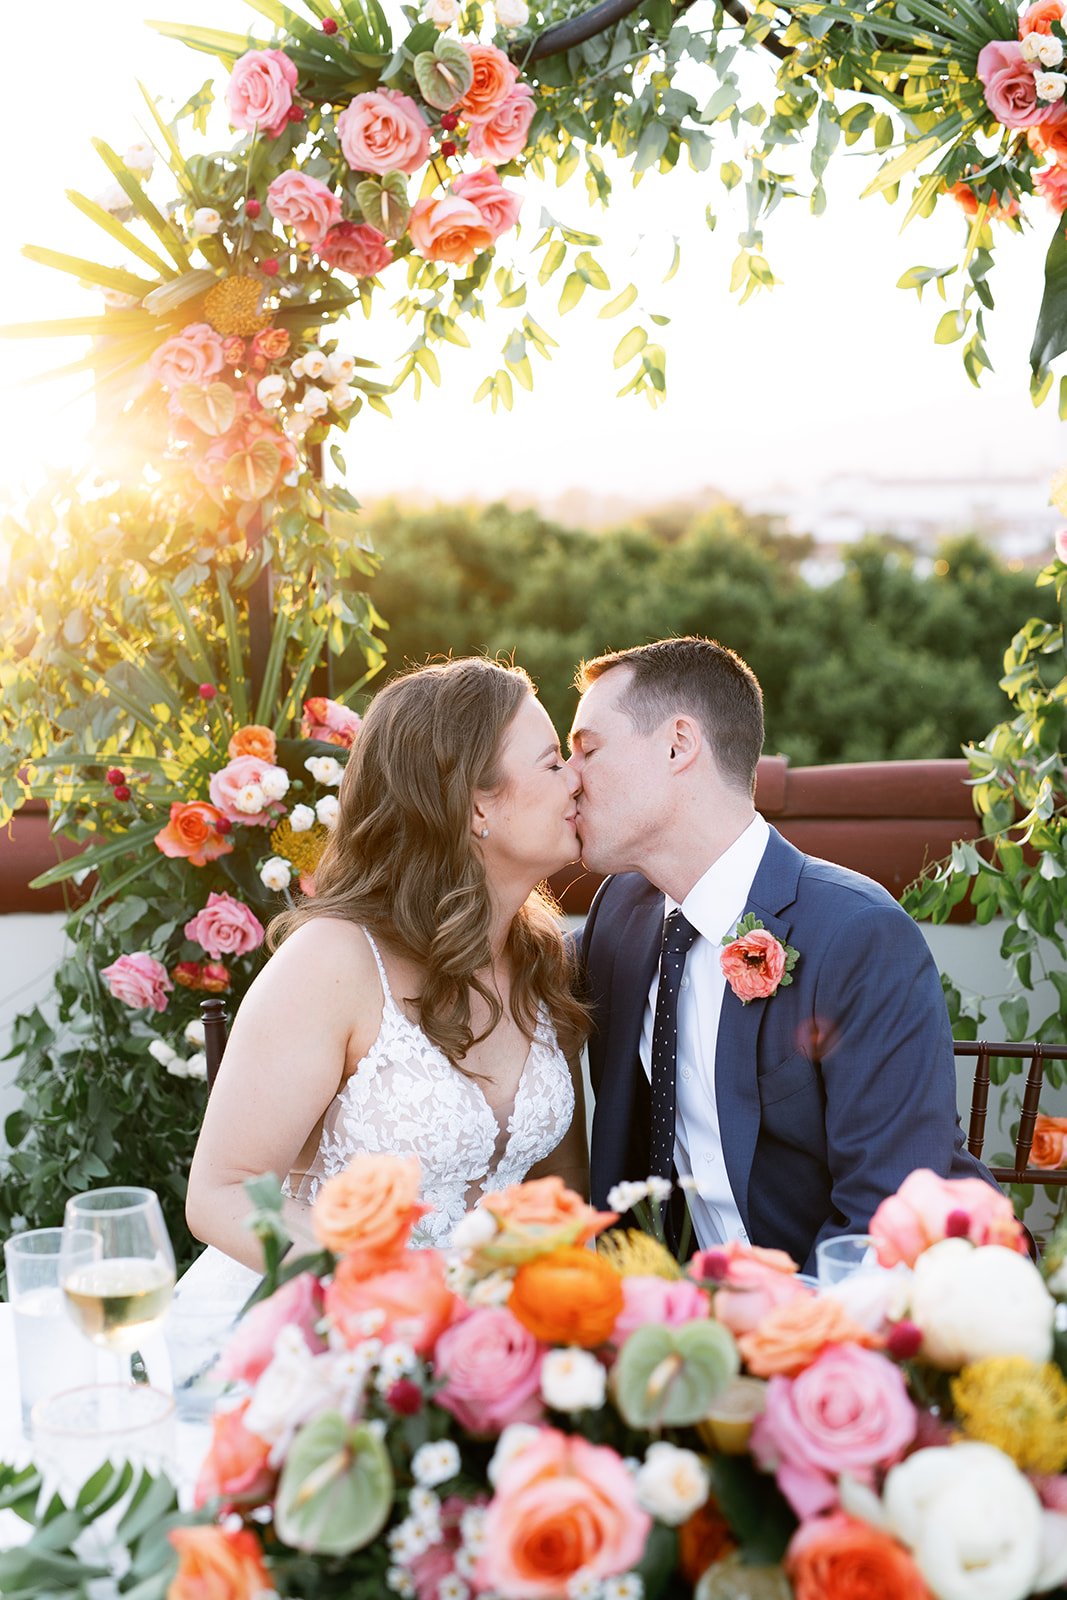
65, 191, 176, 281
598, 284, 638, 319
935, 309, 968, 344
558, 271, 586, 313
21, 245, 154, 299
861, 135, 942, 199
537, 241, 566, 285
614, 326, 648, 367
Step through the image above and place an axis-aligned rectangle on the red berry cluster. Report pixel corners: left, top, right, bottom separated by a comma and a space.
246, 198, 262, 219
441, 112, 459, 131
322, 16, 339, 32
106, 767, 131, 803
261, 259, 280, 277
441, 139, 458, 158
198, 683, 217, 701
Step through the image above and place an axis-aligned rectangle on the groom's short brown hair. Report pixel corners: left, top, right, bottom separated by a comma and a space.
577, 636, 764, 796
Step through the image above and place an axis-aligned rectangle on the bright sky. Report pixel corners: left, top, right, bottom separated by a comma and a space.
1, 0, 1064, 510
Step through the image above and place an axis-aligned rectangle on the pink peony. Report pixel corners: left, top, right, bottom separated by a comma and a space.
693, 1240, 810, 1336
336, 88, 430, 175
226, 48, 298, 138
451, 164, 523, 239
478, 1429, 651, 1598
217, 1273, 326, 1385
869, 1167, 1028, 1267
467, 83, 536, 164
208, 754, 288, 826
184, 891, 266, 960
977, 40, 1067, 128
612, 1275, 711, 1344
101, 952, 173, 1013
300, 696, 362, 747
434, 1307, 546, 1434
720, 927, 787, 1002
150, 323, 225, 392
1037, 163, 1067, 211
267, 171, 342, 245
316, 221, 393, 278
408, 195, 494, 264
751, 1345, 917, 1520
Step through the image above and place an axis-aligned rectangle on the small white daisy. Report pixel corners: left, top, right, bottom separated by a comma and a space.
412, 1439, 461, 1487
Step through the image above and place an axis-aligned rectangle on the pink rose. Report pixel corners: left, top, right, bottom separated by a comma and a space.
720, 927, 787, 1002
869, 1167, 1028, 1267
612, 1275, 711, 1344
451, 165, 522, 240
184, 891, 266, 960
693, 1241, 809, 1336
434, 1307, 545, 1434
226, 48, 298, 138
460, 43, 520, 121
218, 1273, 326, 1385
317, 221, 393, 278
1037, 163, 1067, 211
751, 1345, 917, 1520
336, 89, 430, 175
300, 696, 362, 747
101, 952, 173, 1013
408, 195, 494, 264
208, 754, 288, 826
977, 40, 1066, 128
479, 1429, 651, 1598
467, 83, 536, 165
150, 323, 225, 391
267, 171, 342, 245
325, 1250, 457, 1355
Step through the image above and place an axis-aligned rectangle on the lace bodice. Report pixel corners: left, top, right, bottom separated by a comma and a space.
285, 930, 575, 1246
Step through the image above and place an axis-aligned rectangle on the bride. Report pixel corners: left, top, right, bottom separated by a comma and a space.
181, 656, 589, 1297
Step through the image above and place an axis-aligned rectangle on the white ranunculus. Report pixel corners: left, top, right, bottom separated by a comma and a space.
305, 755, 344, 786
907, 1240, 1055, 1369
288, 803, 316, 833
259, 856, 292, 891
329, 382, 356, 411
301, 384, 330, 418
301, 349, 329, 380
124, 142, 155, 176
635, 1441, 710, 1526
256, 375, 286, 409
1022, 29, 1044, 59
184, 1018, 206, 1048
1038, 33, 1065, 66
148, 1039, 178, 1067
259, 765, 290, 801
496, 0, 530, 27
192, 207, 222, 234
101, 287, 140, 309
488, 1424, 542, 1486
323, 353, 357, 385
184, 1051, 208, 1082
1037, 70, 1067, 100
315, 795, 340, 829
412, 1440, 461, 1487
450, 1208, 498, 1249
234, 782, 267, 815
424, 0, 460, 24
541, 1348, 607, 1413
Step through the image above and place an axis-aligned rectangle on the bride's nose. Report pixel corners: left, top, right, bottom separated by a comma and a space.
565, 762, 582, 798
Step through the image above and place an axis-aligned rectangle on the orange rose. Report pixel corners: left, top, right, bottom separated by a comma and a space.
1030, 1114, 1067, 1169
1020, 0, 1064, 34
460, 42, 519, 121
946, 181, 1019, 221
312, 1152, 429, 1269
407, 195, 494, 265
678, 1499, 737, 1585
193, 1399, 275, 1509
155, 800, 233, 866
785, 1512, 929, 1600
1030, 123, 1067, 163
738, 1295, 880, 1378
168, 1525, 271, 1600
227, 724, 277, 762
508, 1247, 624, 1349
480, 1176, 616, 1245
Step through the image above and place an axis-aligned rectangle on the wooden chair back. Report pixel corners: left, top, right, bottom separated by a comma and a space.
200, 997, 229, 1092
955, 1039, 1067, 1185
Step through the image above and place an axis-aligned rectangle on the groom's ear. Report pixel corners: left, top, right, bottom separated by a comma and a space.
667, 714, 702, 773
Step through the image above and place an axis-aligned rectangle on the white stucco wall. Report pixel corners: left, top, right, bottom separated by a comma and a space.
0, 913, 68, 1145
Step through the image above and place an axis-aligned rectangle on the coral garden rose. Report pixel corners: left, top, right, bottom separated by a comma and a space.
227, 724, 277, 763
1021, 0, 1065, 33
150, 322, 225, 391
738, 1293, 880, 1378
100, 952, 172, 1013
219, 1271, 326, 1385
785, 1512, 929, 1600
408, 195, 494, 264
336, 88, 430, 174
155, 801, 234, 865
312, 1152, 428, 1266
612, 1274, 711, 1344
317, 221, 393, 278
184, 891, 265, 960
508, 1247, 624, 1348
209, 754, 288, 826
869, 1167, 1027, 1267
907, 1238, 1055, 1369
947, 180, 1020, 220
1030, 121, 1067, 160
266, 170, 342, 245
251, 326, 291, 362
720, 927, 787, 1001
226, 48, 298, 137
300, 695, 362, 747
434, 1306, 546, 1433
168, 1525, 271, 1600
460, 42, 520, 120
698, 1241, 810, 1336
326, 1248, 457, 1355
478, 1428, 651, 1598
479, 1175, 615, 1246
172, 959, 230, 993
978, 39, 1067, 127
467, 83, 536, 164
452, 164, 523, 239
1037, 165, 1067, 212
193, 1398, 275, 1508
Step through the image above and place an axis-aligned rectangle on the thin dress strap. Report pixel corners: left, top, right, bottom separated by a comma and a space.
362, 928, 398, 1011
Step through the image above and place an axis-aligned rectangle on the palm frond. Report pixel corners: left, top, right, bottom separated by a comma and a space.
92, 140, 192, 271
137, 83, 212, 211
21, 245, 155, 298
147, 20, 265, 68
0, 312, 150, 340
65, 192, 177, 281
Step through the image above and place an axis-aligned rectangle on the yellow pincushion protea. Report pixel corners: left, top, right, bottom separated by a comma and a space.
203, 275, 271, 336
596, 1227, 682, 1280
951, 1356, 1067, 1473
269, 819, 328, 875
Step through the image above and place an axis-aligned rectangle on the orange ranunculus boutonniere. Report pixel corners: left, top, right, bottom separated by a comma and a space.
720, 914, 798, 1005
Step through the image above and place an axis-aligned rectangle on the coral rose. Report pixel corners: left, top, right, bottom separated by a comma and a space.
150, 322, 225, 391
325, 1248, 456, 1354
184, 891, 265, 959
1022, 0, 1065, 33
478, 1429, 651, 1598
947, 180, 1020, 220
267, 170, 342, 246
786, 1512, 929, 1600
100, 952, 172, 1013
467, 83, 536, 164
226, 48, 298, 138
434, 1306, 546, 1433
479, 1175, 615, 1245
738, 1294, 880, 1378
452, 165, 523, 239
251, 326, 290, 362
227, 724, 277, 762
193, 1398, 275, 1508
218, 1271, 326, 1385
1037, 165, 1067, 213
1030, 122, 1067, 161
699, 1241, 810, 1336
460, 42, 519, 121
169, 1526, 271, 1600
720, 927, 787, 1002
312, 1152, 428, 1266
300, 695, 362, 747
869, 1167, 1027, 1266
408, 195, 494, 264
508, 1247, 624, 1348
978, 40, 1067, 127
317, 221, 393, 278
336, 88, 430, 174
208, 754, 288, 826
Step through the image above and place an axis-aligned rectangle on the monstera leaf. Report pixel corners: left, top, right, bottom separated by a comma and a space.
178, 382, 237, 436
414, 36, 472, 110
355, 174, 411, 238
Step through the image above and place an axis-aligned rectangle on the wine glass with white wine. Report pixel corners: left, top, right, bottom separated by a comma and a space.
59, 1188, 176, 1375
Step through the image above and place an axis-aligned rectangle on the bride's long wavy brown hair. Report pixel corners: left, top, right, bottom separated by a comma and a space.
270, 657, 590, 1068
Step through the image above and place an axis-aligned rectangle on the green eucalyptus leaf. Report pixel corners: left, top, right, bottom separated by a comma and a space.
276, 1414, 394, 1554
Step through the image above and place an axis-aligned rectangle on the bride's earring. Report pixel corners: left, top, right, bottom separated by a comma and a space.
480, 826, 490, 839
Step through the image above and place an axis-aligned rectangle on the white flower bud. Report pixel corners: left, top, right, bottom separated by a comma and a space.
184, 1018, 206, 1048
315, 795, 340, 828
256, 375, 287, 408
301, 350, 328, 379
259, 765, 290, 802
302, 384, 330, 418
96, 183, 134, 218
323, 353, 357, 384
290, 356, 306, 379
423, 0, 460, 24
1022, 30, 1044, 59
259, 856, 292, 891
165, 1056, 189, 1079
193, 207, 222, 234
411, 1440, 461, 1487
148, 1039, 179, 1067
635, 1443, 710, 1525
329, 382, 356, 411
450, 1208, 498, 1249
495, 0, 529, 28
284, 410, 313, 439
288, 803, 316, 832
184, 1051, 208, 1081
305, 755, 344, 786
1038, 33, 1065, 66
124, 142, 155, 177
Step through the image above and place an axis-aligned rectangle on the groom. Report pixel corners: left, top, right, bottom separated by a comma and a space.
568, 637, 993, 1272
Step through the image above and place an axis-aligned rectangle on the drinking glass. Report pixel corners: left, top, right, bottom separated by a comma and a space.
4, 1226, 100, 1432
59, 1188, 176, 1362
815, 1232, 878, 1286
31, 1383, 176, 1494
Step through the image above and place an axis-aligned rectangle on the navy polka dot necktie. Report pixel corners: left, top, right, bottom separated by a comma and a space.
648, 908, 699, 1184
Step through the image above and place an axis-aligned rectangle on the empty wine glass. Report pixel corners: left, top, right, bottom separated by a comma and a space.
59, 1188, 176, 1366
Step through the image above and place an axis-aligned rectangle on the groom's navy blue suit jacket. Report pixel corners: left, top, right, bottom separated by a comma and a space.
582, 824, 994, 1274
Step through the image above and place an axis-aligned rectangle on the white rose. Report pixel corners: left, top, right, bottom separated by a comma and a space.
184, 1051, 208, 1082
450, 1208, 498, 1249
259, 856, 292, 891
323, 353, 357, 385
165, 1056, 189, 1079
234, 782, 267, 815
329, 382, 356, 411
907, 1239, 1054, 1369
1038, 33, 1065, 66
305, 755, 344, 786
96, 183, 134, 218
411, 1440, 461, 1487
496, 0, 530, 27
540, 1348, 607, 1413
488, 1424, 542, 1486
301, 384, 330, 418
288, 803, 316, 832
315, 795, 340, 829
101, 287, 140, 309
301, 350, 328, 380
1037, 70, 1067, 100
148, 1039, 178, 1067
246, 1331, 337, 1450
259, 765, 290, 801
192, 207, 222, 234
184, 1018, 206, 1048
256, 375, 287, 409
124, 142, 155, 176
424, 0, 460, 24
1022, 29, 1045, 59
634, 1441, 710, 1526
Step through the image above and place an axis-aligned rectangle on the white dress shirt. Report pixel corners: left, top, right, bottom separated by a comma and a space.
638, 813, 771, 1250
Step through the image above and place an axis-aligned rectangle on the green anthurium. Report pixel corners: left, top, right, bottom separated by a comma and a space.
178, 382, 237, 436
223, 438, 283, 501
612, 1319, 739, 1428
414, 38, 472, 110
275, 1413, 394, 1555
355, 174, 411, 238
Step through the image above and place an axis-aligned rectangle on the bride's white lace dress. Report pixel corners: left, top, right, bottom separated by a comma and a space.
176, 929, 575, 1312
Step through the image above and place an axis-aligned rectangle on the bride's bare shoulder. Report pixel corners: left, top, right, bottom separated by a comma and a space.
265, 916, 380, 985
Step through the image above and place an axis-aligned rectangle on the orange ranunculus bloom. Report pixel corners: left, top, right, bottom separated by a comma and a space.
193, 1399, 275, 1509
1030, 1114, 1067, 1169
155, 801, 233, 866
312, 1153, 429, 1269
738, 1294, 881, 1379
508, 1247, 625, 1349
1020, 0, 1065, 34
168, 1525, 271, 1600
678, 1498, 737, 1585
786, 1512, 929, 1600
227, 724, 277, 763
479, 1176, 617, 1246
